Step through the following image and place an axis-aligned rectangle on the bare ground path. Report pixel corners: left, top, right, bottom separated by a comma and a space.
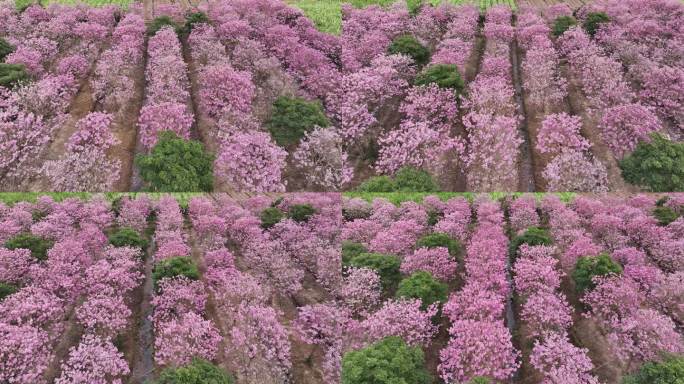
558, 60, 635, 193
218, 194, 331, 384
510, 15, 538, 192
129, 229, 157, 383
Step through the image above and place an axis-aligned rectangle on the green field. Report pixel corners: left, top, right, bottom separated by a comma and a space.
0, 192, 206, 207
343, 192, 577, 205
17, 0, 134, 8
287, 0, 517, 35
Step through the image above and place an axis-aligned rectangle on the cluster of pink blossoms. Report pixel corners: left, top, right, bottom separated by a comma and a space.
138, 27, 193, 149
439, 198, 520, 383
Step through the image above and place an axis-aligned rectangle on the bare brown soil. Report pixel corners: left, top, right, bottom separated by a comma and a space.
42, 307, 84, 383
108, 44, 148, 192
558, 59, 635, 193
24, 75, 96, 191
511, 22, 538, 192
127, 225, 157, 384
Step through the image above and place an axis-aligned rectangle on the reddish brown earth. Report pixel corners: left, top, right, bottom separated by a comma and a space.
557, 59, 635, 193
510, 18, 538, 192
109, 45, 148, 192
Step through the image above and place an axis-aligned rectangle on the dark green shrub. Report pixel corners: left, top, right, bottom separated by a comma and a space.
394, 167, 439, 192
396, 271, 448, 310
135, 132, 214, 192
5, 233, 53, 261
183, 12, 209, 34
147, 16, 179, 36
0, 282, 17, 301
427, 210, 442, 227
0, 63, 30, 89
414, 64, 465, 94
260, 207, 284, 229
416, 232, 460, 258
342, 241, 367, 266
573, 253, 622, 293
509, 227, 552, 259
653, 206, 680, 226
583, 12, 610, 37
108, 227, 148, 249
266, 96, 329, 147
655, 196, 669, 207
153, 358, 235, 384
348, 253, 401, 290
552, 16, 577, 37
341, 336, 432, 384
0, 38, 14, 61
620, 133, 684, 192
623, 354, 684, 384
388, 35, 430, 67
31, 209, 48, 223
356, 176, 397, 192
152, 256, 200, 288
288, 204, 316, 223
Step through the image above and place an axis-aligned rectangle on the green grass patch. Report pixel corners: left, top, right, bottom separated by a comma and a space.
44, 0, 133, 7
343, 192, 576, 205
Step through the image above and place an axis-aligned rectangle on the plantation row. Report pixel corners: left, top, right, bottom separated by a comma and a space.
1, 192, 683, 383
1, 0, 683, 193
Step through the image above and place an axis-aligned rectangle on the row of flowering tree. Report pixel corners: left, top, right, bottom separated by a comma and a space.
509, 196, 601, 383
0, 5, 117, 189
0, 196, 122, 383
542, 194, 683, 376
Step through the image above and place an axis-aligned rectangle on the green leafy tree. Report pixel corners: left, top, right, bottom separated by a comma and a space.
427, 210, 443, 227
0, 63, 30, 89
152, 256, 200, 289
260, 207, 284, 229
583, 12, 610, 37
653, 206, 680, 226
394, 167, 439, 192
153, 358, 235, 384
620, 133, 684, 192
147, 16, 180, 36
348, 253, 401, 290
135, 132, 214, 192
414, 64, 465, 94
0, 282, 18, 301
5, 233, 54, 261
183, 12, 209, 34
388, 35, 430, 67
573, 253, 623, 293
342, 241, 367, 266
623, 354, 684, 384
266, 96, 329, 147
415, 233, 461, 258
0, 38, 14, 61
341, 336, 432, 384
108, 227, 148, 249
509, 227, 552, 260
553, 16, 577, 37
356, 176, 397, 192
288, 204, 316, 223
396, 271, 448, 310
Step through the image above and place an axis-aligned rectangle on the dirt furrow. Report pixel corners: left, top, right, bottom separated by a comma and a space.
129, 234, 157, 383
510, 17, 537, 192
557, 60, 634, 193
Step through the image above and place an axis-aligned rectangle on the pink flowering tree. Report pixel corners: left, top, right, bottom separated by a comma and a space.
56, 334, 130, 384
439, 320, 520, 383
